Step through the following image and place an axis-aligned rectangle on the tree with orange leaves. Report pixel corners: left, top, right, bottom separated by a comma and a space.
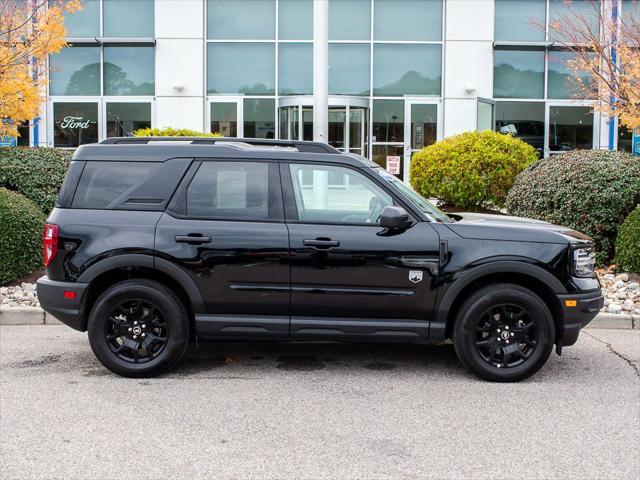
547, 0, 640, 131
0, 0, 81, 139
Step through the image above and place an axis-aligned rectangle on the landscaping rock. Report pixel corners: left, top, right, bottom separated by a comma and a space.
0, 283, 39, 308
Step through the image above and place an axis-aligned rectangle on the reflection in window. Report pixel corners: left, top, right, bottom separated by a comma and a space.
372, 145, 405, 179
493, 49, 544, 99
103, 47, 155, 96
494, 0, 545, 41
103, 0, 154, 37
244, 99, 275, 139
207, 0, 275, 39
548, 50, 594, 99
279, 43, 313, 95
54, 0, 99, 37
279, 0, 312, 40
329, 0, 370, 40
207, 43, 275, 94
373, 44, 442, 96
53, 102, 99, 147
372, 100, 404, 143
329, 44, 370, 95
495, 101, 545, 155
49, 47, 100, 96
374, 0, 442, 41
211, 102, 237, 137
106, 103, 151, 138
549, 106, 593, 152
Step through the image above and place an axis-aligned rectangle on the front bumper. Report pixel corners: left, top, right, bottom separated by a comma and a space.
557, 289, 604, 347
36, 276, 88, 331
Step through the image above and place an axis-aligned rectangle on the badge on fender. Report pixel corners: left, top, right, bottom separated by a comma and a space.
409, 270, 423, 284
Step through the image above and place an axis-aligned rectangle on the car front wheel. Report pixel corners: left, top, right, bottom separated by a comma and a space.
452, 283, 555, 382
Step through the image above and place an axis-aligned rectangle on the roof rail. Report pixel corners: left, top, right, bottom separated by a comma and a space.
100, 137, 341, 153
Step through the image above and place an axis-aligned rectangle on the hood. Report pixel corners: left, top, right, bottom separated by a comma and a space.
446, 212, 592, 243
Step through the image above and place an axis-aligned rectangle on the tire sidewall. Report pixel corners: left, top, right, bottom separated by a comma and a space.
454, 286, 555, 382
88, 281, 188, 377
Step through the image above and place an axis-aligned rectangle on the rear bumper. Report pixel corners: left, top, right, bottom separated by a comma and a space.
36, 276, 88, 331
557, 289, 604, 347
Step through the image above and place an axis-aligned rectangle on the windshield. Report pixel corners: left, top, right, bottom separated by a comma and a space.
372, 168, 453, 223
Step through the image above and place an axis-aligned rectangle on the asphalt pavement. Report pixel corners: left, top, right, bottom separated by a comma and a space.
1, 325, 638, 480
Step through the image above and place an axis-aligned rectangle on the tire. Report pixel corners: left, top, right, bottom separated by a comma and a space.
87, 279, 189, 377
452, 283, 554, 382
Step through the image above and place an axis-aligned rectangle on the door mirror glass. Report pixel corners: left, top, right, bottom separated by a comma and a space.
380, 206, 410, 230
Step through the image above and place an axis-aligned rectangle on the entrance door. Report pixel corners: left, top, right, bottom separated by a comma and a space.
210, 99, 240, 137
545, 103, 597, 156
403, 100, 440, 182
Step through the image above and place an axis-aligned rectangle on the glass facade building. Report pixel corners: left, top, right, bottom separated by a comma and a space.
34, 0, 636, 179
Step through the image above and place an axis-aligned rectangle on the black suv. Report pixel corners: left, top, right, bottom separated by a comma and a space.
37, 137, 603, 381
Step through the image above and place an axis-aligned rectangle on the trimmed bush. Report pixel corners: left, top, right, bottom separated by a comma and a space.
134, 127, 223, 137
506, 150, 640, 264
0, 188, 46, 285
615, 206, 640, 273
0, 147, 72, 214
409, 130, 537, 211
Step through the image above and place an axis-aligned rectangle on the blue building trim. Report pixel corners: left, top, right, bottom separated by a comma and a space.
608, 0, 619, 150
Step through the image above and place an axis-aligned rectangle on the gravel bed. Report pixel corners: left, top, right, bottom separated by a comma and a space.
1, 271, 639, 315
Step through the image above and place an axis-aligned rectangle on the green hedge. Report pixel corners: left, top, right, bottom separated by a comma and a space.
0, 147, 73, 214
0, 188, 46, 285
615, 206, 640, 273
506, 150, 640, 264
409, 130, 537, 211
134, 127, 223, 137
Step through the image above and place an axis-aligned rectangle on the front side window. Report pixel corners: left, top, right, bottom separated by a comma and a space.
289, 164, 393, 225
186, 162, 273, 220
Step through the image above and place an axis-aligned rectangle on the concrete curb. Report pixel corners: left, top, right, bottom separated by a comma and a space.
0, 307, 638, 329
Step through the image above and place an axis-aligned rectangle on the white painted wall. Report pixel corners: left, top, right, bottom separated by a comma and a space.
155, 97, 205, 131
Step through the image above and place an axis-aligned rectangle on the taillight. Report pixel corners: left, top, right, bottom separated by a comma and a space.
43, 223, 59, 267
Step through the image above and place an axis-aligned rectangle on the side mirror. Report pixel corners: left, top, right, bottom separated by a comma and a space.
379, 206, 410, 230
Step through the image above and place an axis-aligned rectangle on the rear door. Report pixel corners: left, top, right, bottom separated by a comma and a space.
154, 159, 290, 337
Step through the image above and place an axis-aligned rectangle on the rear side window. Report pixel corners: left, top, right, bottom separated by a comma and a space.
71, 159, 191, 210
185, 161, 281, 221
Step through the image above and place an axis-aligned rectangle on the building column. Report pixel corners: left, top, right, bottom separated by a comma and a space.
313, 0, 328, 143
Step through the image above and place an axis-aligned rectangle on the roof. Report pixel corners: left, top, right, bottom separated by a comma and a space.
71, 137, 378, 168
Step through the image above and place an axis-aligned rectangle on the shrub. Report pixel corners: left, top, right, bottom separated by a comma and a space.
615, 206, 640, 273
409, 130, 537, 211
0, 147, 72, 214
0, 188, 46, 285
506, 150, 640, 264
134, 127, 223, 137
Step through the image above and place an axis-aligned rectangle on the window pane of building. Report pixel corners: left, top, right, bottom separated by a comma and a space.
54, 0, 99, 37
329, 44, 370, 95
493, 49, 544, 99
618, 124, 633, 153
374, 0, 442, 41
549, 0, 601, 39
104, 0, 154, 37
279, 43, 313, 95
211, 102, 238, 137
207, 43, 275, 94
373, 44, 442, 96
372, 100, 404, 143
207, 0, 275, 39
622, 0, 640, 27
104, 47, 155, 96
495, 101, 545, 154
244, 99, 275, 139
548, 50, 593, 99
53, 102, 99, 147
548, 106, 593, 152
329, 0, 370, 40
106, 103, 151, 138
49, 47, 100, 96
494, 0, 545, 41
372, 145, 404, 179
279, 0, 312, 40
410, 104, 437, 149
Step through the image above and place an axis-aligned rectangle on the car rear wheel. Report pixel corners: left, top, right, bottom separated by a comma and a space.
452, 283, 554, 382
87, 279, 189, 377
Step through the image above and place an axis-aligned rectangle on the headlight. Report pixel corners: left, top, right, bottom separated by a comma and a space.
573, 247, 596, 277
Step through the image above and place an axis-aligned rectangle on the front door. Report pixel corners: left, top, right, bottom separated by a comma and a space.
282, 162, 441, 339
403, 100, 439, 182
155, 159, 290, 336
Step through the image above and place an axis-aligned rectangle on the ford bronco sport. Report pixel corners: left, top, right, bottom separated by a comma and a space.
37, 137, 603, 381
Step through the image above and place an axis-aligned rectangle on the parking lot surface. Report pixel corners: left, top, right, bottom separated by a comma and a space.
1, 325, 639, 480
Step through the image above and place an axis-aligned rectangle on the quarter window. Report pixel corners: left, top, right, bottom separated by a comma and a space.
288, 164, 393, 225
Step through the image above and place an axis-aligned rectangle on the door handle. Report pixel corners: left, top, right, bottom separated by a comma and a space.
175, 234, 211, 244
303, 238, 340, 250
